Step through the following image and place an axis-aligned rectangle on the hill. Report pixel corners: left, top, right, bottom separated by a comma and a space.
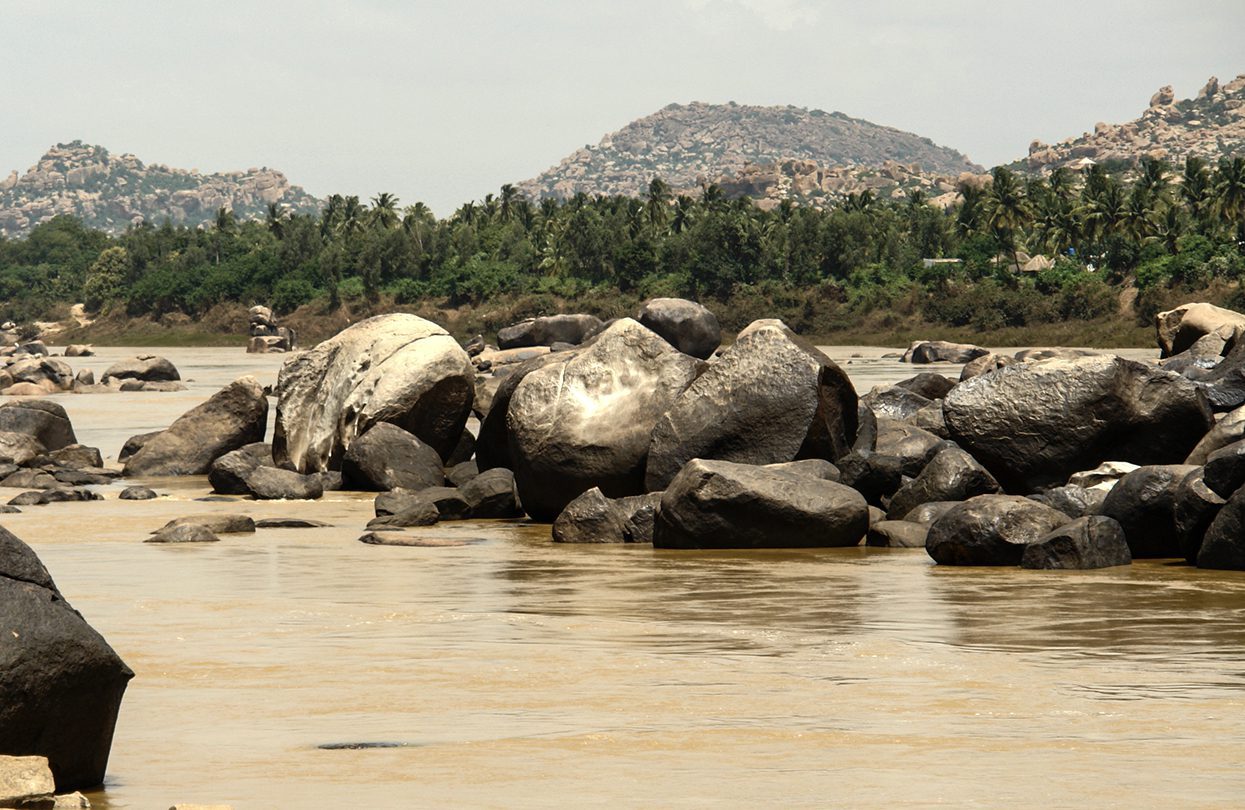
0, 141, 322, 236
1024, 74, 1245, 173
515, 101, 980, 200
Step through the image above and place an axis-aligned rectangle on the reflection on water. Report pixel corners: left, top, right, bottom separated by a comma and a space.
7, 345, 1243, 808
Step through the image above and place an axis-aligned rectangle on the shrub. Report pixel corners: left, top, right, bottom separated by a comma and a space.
272, 277, 319, 314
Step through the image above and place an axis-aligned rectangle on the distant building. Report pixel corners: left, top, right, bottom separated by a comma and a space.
921, 258, 963, 269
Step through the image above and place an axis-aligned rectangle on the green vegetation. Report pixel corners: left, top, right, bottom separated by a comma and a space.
1, 156, 1243, 344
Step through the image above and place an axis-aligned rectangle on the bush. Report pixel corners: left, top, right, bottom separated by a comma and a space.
272, 277, 319, 314
338, 276, 366, 302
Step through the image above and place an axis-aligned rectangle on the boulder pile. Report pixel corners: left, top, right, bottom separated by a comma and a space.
246, 305, 296, 353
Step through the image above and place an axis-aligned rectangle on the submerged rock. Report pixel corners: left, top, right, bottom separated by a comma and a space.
146, 524, 220, 543
1099, 464, 1199, 558
158, 514, 255, 534
1020, 516, 1132, 569
552, 487, 630, 544
925, 495, 1069, 565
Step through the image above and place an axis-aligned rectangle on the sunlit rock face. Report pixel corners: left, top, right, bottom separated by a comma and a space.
273, 314, 474, 472
506, 318, 700, 521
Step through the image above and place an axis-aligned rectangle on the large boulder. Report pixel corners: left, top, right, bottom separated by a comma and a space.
1099, 464, 1199, 558
124, 377, 268, 476
874, 419, 946, 476
1198, 484, 1245, 569
1020, 516, 1132, 570
100, 354, 180, 384
943, 356, 1212, 493
894, 373, 956, 401
475, 352, 574, 472
901, 340, 988, 364
886, 446, 1000, 520
238, 466, 324, 500
272, 314, 474, 472
507, 318, 699, 520
5, 358, 73, 392
1173, 468, 1225, 563
552, 488, 632, 544
0, 527, 132, 790
925, 495, 1070, 565
0, 401, 76, 451
636, 298, 721, 359
0, 432, 44, 466
652, 458, 868, 549
341, 422, 445, 492
1028, 485, 1107, 519
459, 467, 523, 519
860, 386, 931, 421
645, 319, 858, 491
496, 314, 603, 349
208, 443, 274, 495
1155, 302, 1245, 358
1185, 404, 1245, 464
1203, 439, 1245, 498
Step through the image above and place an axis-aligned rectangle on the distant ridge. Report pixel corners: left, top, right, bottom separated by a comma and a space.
515, 101, 981, 200
0, 140, 322, 236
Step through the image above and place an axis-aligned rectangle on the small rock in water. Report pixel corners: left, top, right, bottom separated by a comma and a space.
146, 524, 220, 544
159, 514, 256, 534
119, 486, 158, 500
0, 754, 55, 806
317, 741, 410, 750
1021, 516, 1132, 570
357, 531, 481, 547
254, 518, 331, 529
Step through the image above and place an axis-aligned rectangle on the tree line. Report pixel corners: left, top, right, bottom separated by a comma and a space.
0, 154, 1242, 335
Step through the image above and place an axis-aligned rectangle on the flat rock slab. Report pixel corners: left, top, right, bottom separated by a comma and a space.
357, 532, 484, 547
0, 755, 55, 806
254, 518, 332, 529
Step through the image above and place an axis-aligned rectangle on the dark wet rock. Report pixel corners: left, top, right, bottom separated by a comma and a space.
254, 518, 331, 529
341, 422, 444, 492
145, 524, 219, 543
50, 469, 115, 486
1173, 468, 1225, 563
1185, 404, 1245, 464
374, 487, 468, 522
358, 531, 480, 547
925, 495, 1070, 566
860, 386, 932, 421
959, 352, 1015, 381
762, 458, 841, 481
1028, 485, 1107, 519
636, 297, 721, 359
1020, 516, 1132, 569
0, 432, 44, 467
944, 356, 1212, 493
367, 498, 440, 529
319, 470, 343, 491
445, 429, 476, 466
118, 486, 157, 501
475, 352, 572, 472
653, 458, 868, 549
866, 520, 928, 548
8, 491, 48, 506
1099, 464, 1199, 558
0, 505, 20, 514
852, 404, 878, 453
459, 468, 522, 519
1198, 483, 1245, 569
0, 401, 76, 452
873, 419, 945, 477
886, 446, 1000, 520
901, 340, 988, 364
36, 489, 104, 504
1203, 439, 1245, 498
124, 377, 268, 477
0, 463, 18, 480
1, 469, 57, 490
0, 526, 133, 790
836, 451, 905, 507
273, 313, 475, 471
159, 514, 255, 534
100, 355, 180, 384
509, 319, 700, 520
900, 500, 960, 526
41, 445, 103, 470
646, 319, 858, 492
117, 431, 159, 463
497, 314, 603, 349
894, 373, 956, 401
908, 402, 949, 438
445, 460, 479, 488
617, 492, 662, 544
552, 487, 630, 543
239, 466, 323, 500
1179, 334, 1245, 410
208, 443, 274, 495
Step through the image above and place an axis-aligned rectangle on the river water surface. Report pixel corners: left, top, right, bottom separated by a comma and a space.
10, 346, 1245, 808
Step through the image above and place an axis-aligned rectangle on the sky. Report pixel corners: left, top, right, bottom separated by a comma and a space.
2, 0, 1243, 215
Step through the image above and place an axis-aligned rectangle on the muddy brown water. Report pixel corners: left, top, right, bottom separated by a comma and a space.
11, 346, 1245, 808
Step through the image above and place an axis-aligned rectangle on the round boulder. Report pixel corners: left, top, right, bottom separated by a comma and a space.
100, 355, 180, 384
636, 298, 721, 359
925, 495, 1070, 565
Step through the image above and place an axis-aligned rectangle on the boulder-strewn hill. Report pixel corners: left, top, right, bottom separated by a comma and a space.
516, 102, 981, 200
0, 141, 322, 236
1024, 74, 1245, 173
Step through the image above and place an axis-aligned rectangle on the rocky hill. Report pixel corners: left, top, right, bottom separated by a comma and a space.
1024, 74, 1245, 173
516, 102, 981, 200
0, 141, 322, 236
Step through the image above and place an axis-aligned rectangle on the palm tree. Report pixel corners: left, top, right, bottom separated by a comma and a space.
1080, 177, 1127, 245
1138, 156, 1171, 201
211, 206, 235, 265
369, 193, 399, 229
401, 202, 434, 252
670, 195, 695, 234
320, 194, 344, 241
340, 196, 365, 237
1181, 156, 1213, 231
265, 202, 289, 239
645, 177, 672, 231
983, 167, 1031, 270
1048, 167, 1075, 202
955, 182, 984, 236
1214, 156, 1245, 241
499, 184, 519, 221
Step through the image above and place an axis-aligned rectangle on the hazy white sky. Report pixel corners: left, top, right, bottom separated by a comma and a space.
2, 0, 1243, 214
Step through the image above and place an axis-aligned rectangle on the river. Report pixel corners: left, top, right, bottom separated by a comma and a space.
9, 346, 1245, 808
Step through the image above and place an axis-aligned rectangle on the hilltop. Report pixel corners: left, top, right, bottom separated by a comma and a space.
1024, 74, 1245, 173
515, 102, 980, 200
0, 141, 322, 236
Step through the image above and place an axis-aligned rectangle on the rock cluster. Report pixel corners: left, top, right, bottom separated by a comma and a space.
0, 140, 321, 236
245, 306, 296, 353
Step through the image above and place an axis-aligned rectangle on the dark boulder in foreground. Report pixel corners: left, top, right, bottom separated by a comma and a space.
943, 356, 1212, 493
0, 400, 76, 452
0, 526, 132, 790
124, 377, 268, 477
886, 446, 1000, 520
653, 459, 868, 549
1028, 485, 1107, 519
1173, 468, 1225, 563
497, 314, 603, 350
239, 467, 324, 500
646, 319, 858, 491
273, 313, 474, 472
341, 422, 444, 492
636, 297, 721, 359
901, 340, 988, 364
866, 520, 928, 548
1020, 516, 1132, 569
894, 372, 956, 401
925, 495, 1069, 565
1198, 484, 1245, 570
208, 443, 274, 495
508, 319, 699, 520
1203, 439, 1245, 499
475, 352, 571, 472
458, 468, 523, 519
1099, 464, 1199, 558
552, 487, 631, 544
